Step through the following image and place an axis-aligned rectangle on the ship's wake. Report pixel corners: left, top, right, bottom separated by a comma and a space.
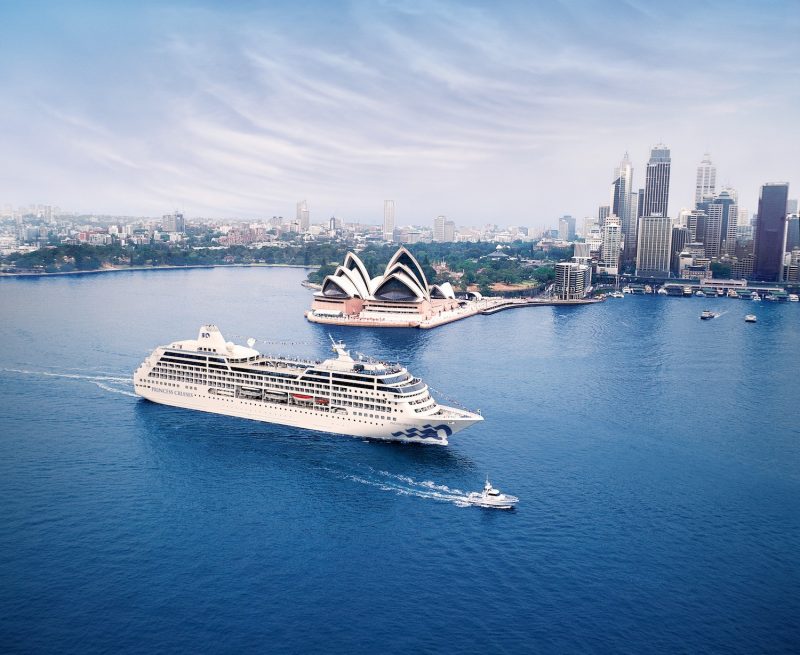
1, 368, 137, 397
322, 466, 471, 507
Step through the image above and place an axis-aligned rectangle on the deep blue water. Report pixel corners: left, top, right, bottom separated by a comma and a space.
1, 268, 799, 654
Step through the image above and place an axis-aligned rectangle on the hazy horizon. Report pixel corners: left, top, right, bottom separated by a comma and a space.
1, 0, 798, 227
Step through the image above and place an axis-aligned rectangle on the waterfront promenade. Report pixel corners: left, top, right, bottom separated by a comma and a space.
306, 296, 602, 329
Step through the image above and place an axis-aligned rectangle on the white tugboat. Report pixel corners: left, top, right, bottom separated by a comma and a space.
465, 478, 519, 509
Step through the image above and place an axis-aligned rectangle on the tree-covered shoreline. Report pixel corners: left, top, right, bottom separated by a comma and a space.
1, 241, 570, 296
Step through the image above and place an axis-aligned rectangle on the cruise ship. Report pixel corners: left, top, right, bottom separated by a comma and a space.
133, 325, 483, 444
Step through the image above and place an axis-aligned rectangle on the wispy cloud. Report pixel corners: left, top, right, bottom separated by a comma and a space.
0, 0, 798, 223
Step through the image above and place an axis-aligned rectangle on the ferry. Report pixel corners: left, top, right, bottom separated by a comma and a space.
700, 310, 716, 320
134, 325, 483, 444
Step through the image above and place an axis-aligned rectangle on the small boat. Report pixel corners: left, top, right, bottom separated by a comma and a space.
745, 314, 757, 323
789, 294, 799, 302
751, 293, 761, 301
727, 289, 738, 298
700, 310, 715, 320
695, 290, 706, 297
621, 286, 633, 294
657, 287, 668, 295
465, 478, 519, 510
610, 291, 624, 298
683, 286, 694, 296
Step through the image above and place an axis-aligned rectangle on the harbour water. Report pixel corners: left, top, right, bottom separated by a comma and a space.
1, 268, 798, 653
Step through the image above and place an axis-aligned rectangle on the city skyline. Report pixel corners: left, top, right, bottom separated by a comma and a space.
0, 1, 798, 225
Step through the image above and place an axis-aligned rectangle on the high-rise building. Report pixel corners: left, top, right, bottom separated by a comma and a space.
597, 205, 610, 228
624, 188, 642, 264
702, 209, 722, 260
296, 200, 310, 232
706, 190, 738, 256
671, 226, 690, 276
636, 215, 672, 277
383, 200, 395, 241
643, 144, 671, 218
554, 262, 591, 300
600, 214, 621, 275
695, 153, 716, 207
558, 215, 576, 241
611, 153, 633, 225
786, 199, 798, 215
162, 211, 185, 233
443, 220, 455, 243
786, 214, 800, 253
433, 215, 446, 242
610, 153, 634, 263
753, 183, 789, 281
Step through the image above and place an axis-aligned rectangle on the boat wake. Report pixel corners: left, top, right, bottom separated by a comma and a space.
322, 466, 471, 507
1, 368, 137, 398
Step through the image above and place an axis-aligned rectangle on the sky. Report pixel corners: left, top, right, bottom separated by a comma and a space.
0, 0, 798, 228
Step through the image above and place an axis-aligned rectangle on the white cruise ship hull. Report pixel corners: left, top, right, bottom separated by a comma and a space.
134, 325, 483, 445
134, 379, 480, 445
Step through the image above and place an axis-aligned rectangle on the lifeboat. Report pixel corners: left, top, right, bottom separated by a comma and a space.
314, 397, 330, 405
291, 393, 313, 402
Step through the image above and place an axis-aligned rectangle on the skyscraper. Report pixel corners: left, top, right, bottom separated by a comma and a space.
786, 214, 799, 253
600, 215, 621, 275
636, 215, 673, 277
558, 215, 576, 240
643, 144, 671, 218
597, 205, 610, 227
671, 226, 690, 276
383, 200, 395, 241
433, 215, 446, 242
611, 153, 633, 225
296, 200, 310, 232
706, 189, 738, 256
443, 220, 456, 242
162, 211, 185, 233
753, 183, 789, 281
611, 153, 634, 263
695, 153, 716, 207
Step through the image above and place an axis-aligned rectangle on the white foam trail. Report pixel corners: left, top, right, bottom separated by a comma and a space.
92, 382, 138, 398
344, 473, 469, 505
375, 469, 464, 495
2, 368, 132, 384
1, 368, 137, 399
316, 466, 470, 506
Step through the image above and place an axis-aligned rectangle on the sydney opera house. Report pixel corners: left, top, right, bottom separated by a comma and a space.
307, 247, 464, 327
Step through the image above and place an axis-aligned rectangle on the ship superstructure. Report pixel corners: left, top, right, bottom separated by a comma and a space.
133, 325, 482, 444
